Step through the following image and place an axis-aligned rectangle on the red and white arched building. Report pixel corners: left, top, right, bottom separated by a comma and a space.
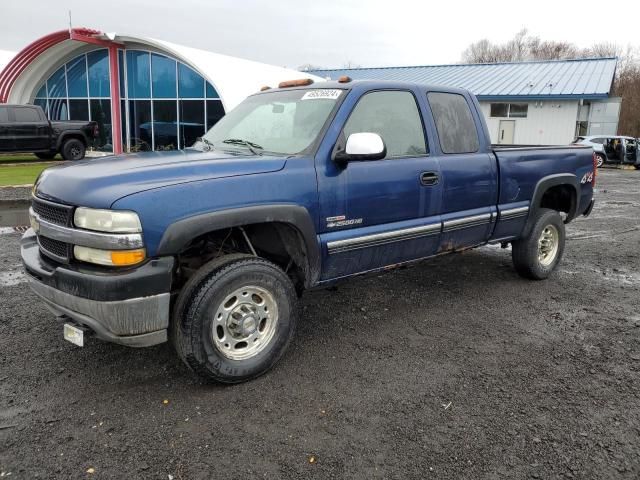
0, 28, 320, 154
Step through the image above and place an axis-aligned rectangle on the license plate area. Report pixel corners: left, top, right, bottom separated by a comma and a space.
63, 323, 85, 347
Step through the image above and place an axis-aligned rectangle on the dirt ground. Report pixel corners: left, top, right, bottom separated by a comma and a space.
1, 169, 639, 479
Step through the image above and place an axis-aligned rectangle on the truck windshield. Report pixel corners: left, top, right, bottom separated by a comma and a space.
198, 88, 343, 155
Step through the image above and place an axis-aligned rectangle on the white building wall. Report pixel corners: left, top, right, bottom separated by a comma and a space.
478, 100, 579, 145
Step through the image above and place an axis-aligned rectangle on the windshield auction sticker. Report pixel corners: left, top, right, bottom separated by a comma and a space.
301, 89, 342, 100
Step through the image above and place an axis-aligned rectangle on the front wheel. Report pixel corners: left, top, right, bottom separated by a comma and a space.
172, 255, 298, 383
512, 208, 565, 280
61, 138, 86, 160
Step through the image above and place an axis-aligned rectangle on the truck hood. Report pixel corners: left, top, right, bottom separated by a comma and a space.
34, 149, 288, 208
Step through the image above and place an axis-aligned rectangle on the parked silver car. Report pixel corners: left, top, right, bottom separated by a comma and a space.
574, 135, 640, 168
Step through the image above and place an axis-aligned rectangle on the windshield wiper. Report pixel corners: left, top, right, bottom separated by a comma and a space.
222, 138, 263, 155
195, 137, 215, 151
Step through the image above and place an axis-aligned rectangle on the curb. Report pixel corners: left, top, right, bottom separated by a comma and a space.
0, 186, 32, 203
0, 226, 28, 235
0, 161, 61, 167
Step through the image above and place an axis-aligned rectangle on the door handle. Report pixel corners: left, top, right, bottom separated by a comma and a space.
420, 171, 439, 186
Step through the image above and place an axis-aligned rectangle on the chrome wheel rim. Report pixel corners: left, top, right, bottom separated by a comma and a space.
538, 224, 559, 267
211, 285, 278, 360
596, 155, 604, 167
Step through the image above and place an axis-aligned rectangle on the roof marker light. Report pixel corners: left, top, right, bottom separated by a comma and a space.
278, 78, 314, 88
338, 75, 352, 83
260, 86, 271, 91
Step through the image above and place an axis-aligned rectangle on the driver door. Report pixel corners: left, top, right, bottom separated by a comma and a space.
317, 90, 442, 280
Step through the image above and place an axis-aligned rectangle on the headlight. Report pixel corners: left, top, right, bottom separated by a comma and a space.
74, 207, 142, 233
74, 246, 146, 267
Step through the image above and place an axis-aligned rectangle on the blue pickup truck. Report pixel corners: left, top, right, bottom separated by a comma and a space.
22, 79, 596, 383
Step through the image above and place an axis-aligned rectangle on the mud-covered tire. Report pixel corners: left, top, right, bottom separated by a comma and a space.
34, 152, 56, 160
61, 138, 85, 160
512, 208, 565, 280
172, 255, 298, 383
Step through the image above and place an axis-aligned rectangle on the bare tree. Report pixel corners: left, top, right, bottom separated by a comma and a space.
462, 39, 509, 63
297, 63, 325, 72
507, 29, 529, 62
462, 30, 607, 63
342, 60, 362, 69
613, 47, 640, 137
588, 42, 621, 58
527, 38, 579, 60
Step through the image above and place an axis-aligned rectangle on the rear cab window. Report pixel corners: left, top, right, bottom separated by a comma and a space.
342, 90, 427, 158
427, 92, 479, 154
13, 107, 43, 122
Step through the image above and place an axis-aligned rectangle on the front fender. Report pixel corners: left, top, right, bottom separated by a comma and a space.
156, 204, 321, 285
56, 131, 89, 149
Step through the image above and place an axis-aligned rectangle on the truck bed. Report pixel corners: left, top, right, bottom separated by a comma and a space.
492, 144, 594, 220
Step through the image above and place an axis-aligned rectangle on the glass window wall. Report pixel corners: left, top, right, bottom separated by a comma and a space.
34, 48, 225, 152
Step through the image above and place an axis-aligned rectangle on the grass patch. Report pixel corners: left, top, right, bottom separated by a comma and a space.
0, 163, 57, 186
0, 154, 60, 164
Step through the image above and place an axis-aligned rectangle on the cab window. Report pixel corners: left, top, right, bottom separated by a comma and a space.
13, 107, 41, 123
427, 92, 479, 154
343, 90, 427, 158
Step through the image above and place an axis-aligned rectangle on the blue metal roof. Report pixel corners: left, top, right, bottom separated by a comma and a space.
309, 58, 617, 100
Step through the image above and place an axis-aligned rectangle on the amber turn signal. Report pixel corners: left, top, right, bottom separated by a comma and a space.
260, 85, 271, 91
278, 78, 314, 88
74, 246, 146, 266
338, 75, 352, 83
111, 249, 147, 266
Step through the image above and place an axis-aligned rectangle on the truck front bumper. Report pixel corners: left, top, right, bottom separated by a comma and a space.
21, 229, 174, 347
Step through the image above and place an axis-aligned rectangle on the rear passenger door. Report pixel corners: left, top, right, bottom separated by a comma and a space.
426, 91, 498, 251
0, 106, 12, 151
317, 90, 442, 279
11, 106, 50, 151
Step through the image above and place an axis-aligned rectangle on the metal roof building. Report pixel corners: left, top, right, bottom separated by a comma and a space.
310, 58, 620, 144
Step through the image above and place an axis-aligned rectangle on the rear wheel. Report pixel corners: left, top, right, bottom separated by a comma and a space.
512, 208, 565, 280
172, 255, 298, 383
61, 138, 86, 160
34, 152, 56, 160
595, 153, 605, 168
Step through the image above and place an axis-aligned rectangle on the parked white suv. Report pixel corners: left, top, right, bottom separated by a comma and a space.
574, 135, 639, 169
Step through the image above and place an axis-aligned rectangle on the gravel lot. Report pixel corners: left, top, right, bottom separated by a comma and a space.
1, 169, 639, 479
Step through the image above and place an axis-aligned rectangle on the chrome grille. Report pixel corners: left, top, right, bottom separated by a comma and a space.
32, 197, 74, 263
38, 235, 71, 262
32, 197, 73, 226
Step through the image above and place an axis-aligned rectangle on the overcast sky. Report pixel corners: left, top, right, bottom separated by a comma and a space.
1, 0, 637, 69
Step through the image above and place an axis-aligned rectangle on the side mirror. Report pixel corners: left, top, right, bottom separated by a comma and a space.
334, 132, 386, 163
